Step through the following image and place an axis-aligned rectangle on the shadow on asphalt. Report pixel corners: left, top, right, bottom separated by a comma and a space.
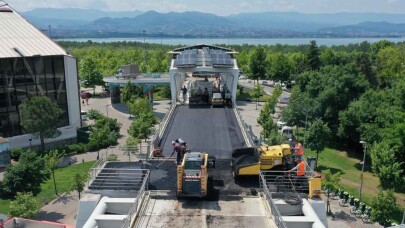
35, 211, 65, 222
154, 111, 166, 119
331, 211, 357, 222
52, 194, 75, 205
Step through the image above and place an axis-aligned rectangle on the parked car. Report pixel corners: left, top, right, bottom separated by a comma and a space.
262, 80, 268, 85
278, 96, 289, 104
277, 119, 287, 129
281, 126, 293, 139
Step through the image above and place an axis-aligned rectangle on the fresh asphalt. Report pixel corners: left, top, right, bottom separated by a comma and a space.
159, 104, 247, 159
147, 104, 258, 197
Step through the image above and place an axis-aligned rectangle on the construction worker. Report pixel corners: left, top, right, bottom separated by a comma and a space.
170, 141, 182, 165
289, 157, 306, 187
294, 140, 304, 159
181, 86, 188, 104
289, 157, 306, 176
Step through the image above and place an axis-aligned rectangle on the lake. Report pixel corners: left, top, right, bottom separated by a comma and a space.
56, 37, 405, 46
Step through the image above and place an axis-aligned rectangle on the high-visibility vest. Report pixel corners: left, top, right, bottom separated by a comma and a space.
295, 143, 304, 156
297, 162, 305, 176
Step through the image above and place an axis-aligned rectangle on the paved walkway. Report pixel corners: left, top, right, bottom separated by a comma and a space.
324, 194, 379, 228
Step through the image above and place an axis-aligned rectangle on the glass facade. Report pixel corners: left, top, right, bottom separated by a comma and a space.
0, 56, 69, 137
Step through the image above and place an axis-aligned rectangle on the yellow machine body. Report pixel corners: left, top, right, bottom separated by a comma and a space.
177, 152, 211, 198
234, 144, 292, 176
308, 177, 322, 198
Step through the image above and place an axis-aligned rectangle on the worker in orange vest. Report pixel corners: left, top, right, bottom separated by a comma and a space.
289, 157, 306, 187
289, 157, 306, 177
294, 140, 304, 159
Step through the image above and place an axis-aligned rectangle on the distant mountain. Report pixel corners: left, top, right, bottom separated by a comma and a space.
319, 21, 405, 37
18, 8, 405, 38
88, 11, 240, 36
226, 12, 405, 32
22, 8, 144, 29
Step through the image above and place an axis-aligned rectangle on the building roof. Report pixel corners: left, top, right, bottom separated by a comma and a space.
169, 44, 238, 69
0, 1, 67, 58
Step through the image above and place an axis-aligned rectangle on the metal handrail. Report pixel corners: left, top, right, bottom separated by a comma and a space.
259, 173, 288, 228
150, 103, 176, 157
121, 170, 150, 228
233, 102, 257, 147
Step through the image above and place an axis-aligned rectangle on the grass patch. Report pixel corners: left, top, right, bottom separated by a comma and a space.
0, 161, 95, 215
236, 90, 271, 102
306, 148, 405, 223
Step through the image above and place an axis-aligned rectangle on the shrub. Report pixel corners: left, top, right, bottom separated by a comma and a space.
10, 148, 24, 160
370, 190, 399, 226
107, 154, 118, 161
87, 109, 103, 120
88, 125, 118, 150
9, 192, 39, 219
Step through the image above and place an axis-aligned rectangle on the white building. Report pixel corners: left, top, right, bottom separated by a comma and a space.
0, 1, 80, 149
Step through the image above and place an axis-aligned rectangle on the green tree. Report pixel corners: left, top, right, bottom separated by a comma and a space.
80, 57, 104, 95
0, 150, 48, 198
89, 124, 118, 150
376, 46, 405, 88
251, 84, 264, 110
305, 118, 331, 169
121, 81, 143, 104
70, 173, 87, 199
128, 118, 153, 141
128, 97, 152, 118
87, 109, 103, 120
307, 40, 320, 71
369, 143, 404, 190
322, 169, 341, 215
249, 46, 267, 83
44, 150, 63, 195
19, 96, 63, 151
268, 53, 292, 82
122, 136, 140, 161
9, 192, 39, 219
288, 52, 308, 76
370, 190, 398, 226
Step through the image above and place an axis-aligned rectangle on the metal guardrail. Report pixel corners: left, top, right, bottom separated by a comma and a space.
121, 170, 150, 228
88, 157, 106, 186
151, 103, 176, 152
259, 170, 316, 194
233, 102, 257, 147
259, 173, 288, 228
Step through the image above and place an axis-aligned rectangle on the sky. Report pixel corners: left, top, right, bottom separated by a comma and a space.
4, 0, 405, 15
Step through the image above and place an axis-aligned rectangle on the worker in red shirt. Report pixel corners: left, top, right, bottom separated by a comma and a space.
294, 140, 304, 159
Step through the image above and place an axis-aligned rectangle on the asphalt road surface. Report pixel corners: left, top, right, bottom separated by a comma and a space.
159, 104, 247, 159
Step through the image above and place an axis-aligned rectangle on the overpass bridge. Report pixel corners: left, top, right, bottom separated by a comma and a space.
80, 44, 326, 228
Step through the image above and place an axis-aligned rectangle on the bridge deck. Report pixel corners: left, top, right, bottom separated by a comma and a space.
159, 104, 246, 159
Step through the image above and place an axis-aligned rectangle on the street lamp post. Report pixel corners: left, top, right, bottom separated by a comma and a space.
359, 141, 367, 202
106, 104, 110, 118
